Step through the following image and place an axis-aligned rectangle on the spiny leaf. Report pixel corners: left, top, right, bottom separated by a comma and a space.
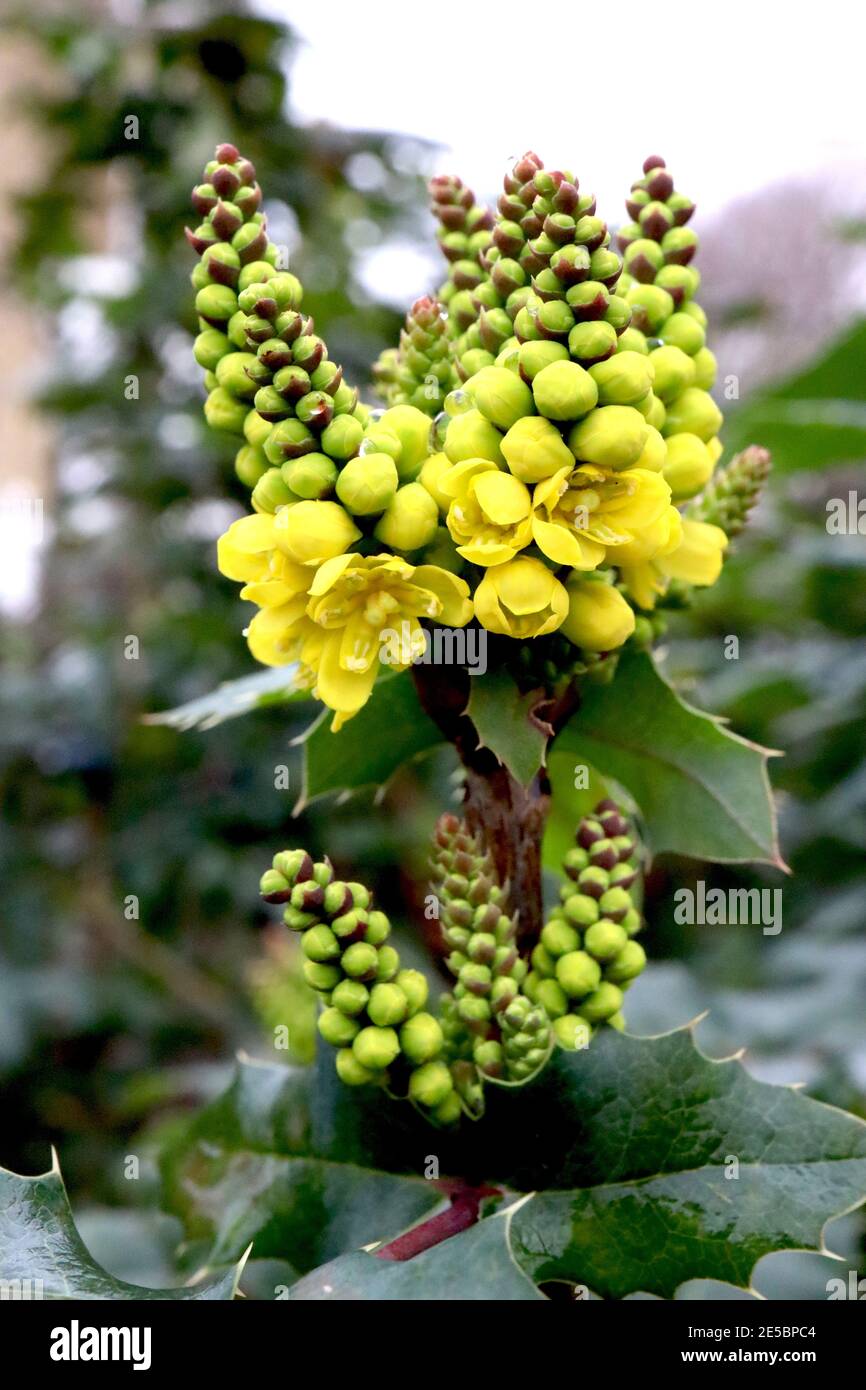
144, 665, 308, 732
466, 670, 549, 787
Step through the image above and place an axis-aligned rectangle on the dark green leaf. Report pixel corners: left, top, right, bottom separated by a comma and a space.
466, 670, 549, 787
0, 1160, 238, 1300
294, 671, 442, 810
144, 666, 308, 732
287, 1199, 544, 1300
550, 650, 784, 866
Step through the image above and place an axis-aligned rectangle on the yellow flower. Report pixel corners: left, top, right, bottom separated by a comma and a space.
560, 578, 635, 651
216, 513, 322, 674
617, 514, 728, 609
274, 499, 361, 566
305, 554, 472, 728
442, 459, 533, 566
474, 556, 568, 638
532, 465, 672, 571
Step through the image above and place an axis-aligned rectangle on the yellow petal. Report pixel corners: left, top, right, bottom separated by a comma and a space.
532, 515, 603, 570
315, 631, 379, 716
412, 565, 474, 627
661, 518, 728, 586
472, 470, 532, 526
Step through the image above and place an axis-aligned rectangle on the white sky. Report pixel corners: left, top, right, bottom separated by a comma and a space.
282, 0, 865, 218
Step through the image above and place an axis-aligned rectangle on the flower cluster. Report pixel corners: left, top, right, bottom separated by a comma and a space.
189, 144, 738, 729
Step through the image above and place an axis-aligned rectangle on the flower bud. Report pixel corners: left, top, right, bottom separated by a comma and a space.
561, 579, 636, 652
691, 347, 717, 391
661, 227, 699, 265
336, 453, 399, 515
648, 345, 696, 403
331, 980, 370, 1016
634, 424, 666, 472
625, 283, 674, 334
468, 365, 534, 430
263, 418, 316, 465
517, 340, 569, 383
318, 1008, 360, 1047
584, 919, 628, 961
318, 415, 363, 462
501, 415, 573, 482
662, 432, 714, 498
303, 961, 341, 992
259, 868, 291, 902
335, 1048, 377, 1086
555, 950, 602, 999
606, 940, 647, 983
395, 969, 428, 1016
251, 468, 296, 514
400, 1011, 444, 1065
194, 328, 230, 371
536, 978, 569, 1019
409, 1060, 453, 1107
365, 910, 391, 946
553, 1014, 592, 1050
418, 451, 453, 512
562, 893, 600, 927
567, 320, 618, 364
661, 311, 705, 356
444, 408, 504, 465
274, 499, 360, 564
373, 482, 439, 550
302, 924, 340, 963
195, 283, 238, 325
531, 360, 598, 422
340, 942, 379, 980
580, 982, 624, 1022
374, 404, 433, 478
568, 405, 648, 470
663, 388, 723, 443
588, 351, 652, 406
367, 982, 409, 1027
281, 452, 337, 500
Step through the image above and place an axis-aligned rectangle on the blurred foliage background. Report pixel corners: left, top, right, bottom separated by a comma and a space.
1, 1, 864, 1299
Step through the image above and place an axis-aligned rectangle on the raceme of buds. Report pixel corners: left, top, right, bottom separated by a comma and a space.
373, 295, 458, 416
525, 799, 647, 1049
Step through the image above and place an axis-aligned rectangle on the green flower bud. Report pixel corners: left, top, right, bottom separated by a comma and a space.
662, 433, 714, 499
623, 906, 642, 936
194, 328, 230, 371
691, 347, 717, 391
467, 365, 534, 430
336, 453, 399, 516
242, 410, 270, 449
444, 408, 504, 465
259, 868, 290, 902
303, 961, 341, 992
367, 982, 409, 1027
568, 405, 648, 470
603, 295, 632, 333
535, 978, 569, 1019
617, 327, 649, 356
661, 226, 699, 265
624, 238, 665, 281
353, 1025, 400, 1071
215, 351, 264, 401
281, 452, 337, 500
236, 261, 274, 291
375, 405, 433, 478
555, 950, 602, 999
562, 892, 600, 927
584, 919, 628, 962
661, 311, 706, 356
251, 467, 296, 513
634, 423, 666, 472
318, 1007, 360, 1046
531, 360, 598, 422
395, 968, 428, 1015
553, 1014, 592, 1050
375, 945, 400, 982
263, 418, 316, 464
331, 979, 370, 1016
598, 886, 634, 921
649, 345, 696, 403
459, 962, 492, 995
663, 388, 723, 443
606, 940, 647, 983
300, 924, 339, 963
365, 910, 391, 946
195, 283, 238, 324
409, 1060, 453, 1107
517, 340, 569, 383
625, 283, 675, 334
500, 414, 573, 482
341, 942, 379, 980
235, 445, 269, 488
589, 351, 653, 407
567, 320, 618, 365
320, 414, 364, 461
530, 943, 556, 979
203, 388, 248, 435
473, 1040, 504, 1077
373, 482, 439, 550
580, 982, 624, 1023
335, 1047, 378, 1086
400, 1012, 444, 1065
566, 280, 610, 321
541, 920, 580, 957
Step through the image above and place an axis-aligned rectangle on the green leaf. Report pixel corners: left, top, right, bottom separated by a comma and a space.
550, 649, 784, 866
0, 1158, 239, 1300
286, 1199, 545, 1300
294, 671, 442, 810
466, 670, 549, 787
144, 665, 308, 732
160, 1057, 441, 1273
506, 1030, 866, 1298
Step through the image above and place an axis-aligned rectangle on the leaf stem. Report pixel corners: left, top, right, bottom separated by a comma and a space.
375, 1182, 500, 1261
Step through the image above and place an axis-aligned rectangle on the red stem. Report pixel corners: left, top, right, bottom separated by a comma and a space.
376, 1182, 500, 1261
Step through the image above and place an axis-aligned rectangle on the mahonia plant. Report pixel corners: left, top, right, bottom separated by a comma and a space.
184, 142, 771, 1124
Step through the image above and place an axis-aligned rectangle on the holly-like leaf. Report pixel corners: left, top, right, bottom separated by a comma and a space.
550, 649, 784, 866
466, 670, 549, 787
286, 1199, 544, 1301
144, 665, 308, 732
505, 1030, 866, 1299
0, 1157, 239, 1300
160, 1057, 441, 1274
293, 671, 442, 810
